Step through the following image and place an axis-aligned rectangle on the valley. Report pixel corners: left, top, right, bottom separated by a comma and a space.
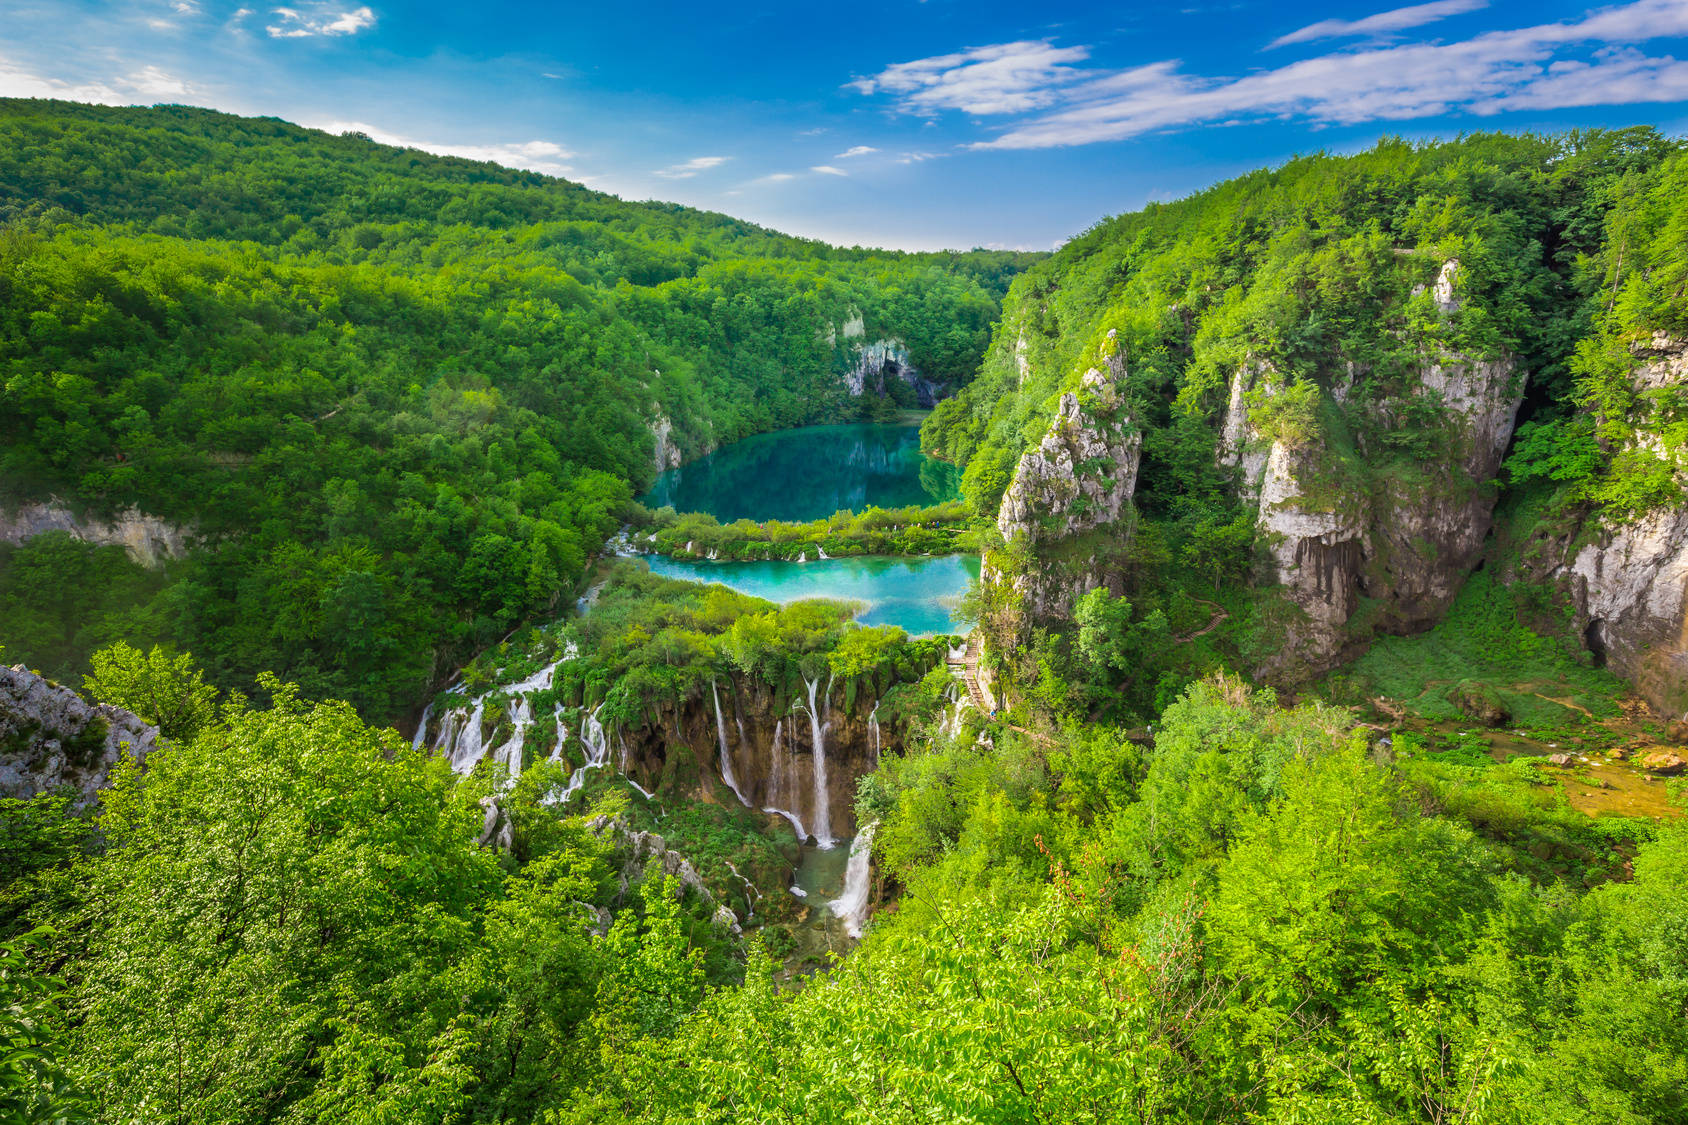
1, 103, 1686, 1125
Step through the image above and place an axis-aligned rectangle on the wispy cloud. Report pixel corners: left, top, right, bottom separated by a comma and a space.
652, 155, 728, 179
811, 164, 847, 176
852, 0, 1688, 150
266, 4, 376, 39
1269, 0, 1487, 48
319, 120, 574, 175
850, 39, 1093, 115
835, 145, 878, 157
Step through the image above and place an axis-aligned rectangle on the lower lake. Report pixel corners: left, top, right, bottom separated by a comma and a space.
642, 553, 979, 637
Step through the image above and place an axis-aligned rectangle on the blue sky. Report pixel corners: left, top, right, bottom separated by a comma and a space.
5, 0, 1688, 249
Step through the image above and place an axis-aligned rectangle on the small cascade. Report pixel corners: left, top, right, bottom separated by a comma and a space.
828, 823, 877, 938
762, 717, 808, 840
804, 675, 833, 848
559, 702, 611, 802
816, 546, 829, 560
411, 701, 434, 751
796, 551, 806, 563
448, 696, 487, 774
867, 701, 881, 766
625, 776, 656, 801
712, 679, 751, 808
491, 696, 532, 782
724, 859, 762, 920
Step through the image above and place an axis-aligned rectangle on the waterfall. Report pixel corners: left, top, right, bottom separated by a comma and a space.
828, 822, 877, 938
805, 675, 833, 848
411, 701, 434, 751
724, 859, 761, 920
712, 679, 750, 808
761, 717, 809, 840
448, 696, 487, 774
816, 546, 829, 560
867, 701, 881, 766
559, 702, 611, 802
797, 551, 807, 563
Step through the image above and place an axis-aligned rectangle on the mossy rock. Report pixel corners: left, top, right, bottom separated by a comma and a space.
1450, 680, 1510, 727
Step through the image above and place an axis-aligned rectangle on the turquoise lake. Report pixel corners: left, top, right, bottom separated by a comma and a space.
640, 421, 960, 523
642, 553, 979, 637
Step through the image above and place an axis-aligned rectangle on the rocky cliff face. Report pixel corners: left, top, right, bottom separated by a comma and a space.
1219, 262, 1524, 678
618, 674, 889, 844
0, 501, 188, 568
1548, 334, 1688, 717
0, 664, 157, 802
982, 333, 1141, 644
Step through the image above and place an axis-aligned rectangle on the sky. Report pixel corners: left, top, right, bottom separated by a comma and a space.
4, 0, 1688, 250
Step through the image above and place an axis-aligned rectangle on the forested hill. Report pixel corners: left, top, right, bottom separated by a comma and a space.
0, 100, 1036, 715
922, 127, 1688, 719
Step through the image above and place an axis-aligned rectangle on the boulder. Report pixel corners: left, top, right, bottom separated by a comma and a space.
1547, 753, 1574, 767
1450, 681, 1510, 727
1637, 749, 1686, 776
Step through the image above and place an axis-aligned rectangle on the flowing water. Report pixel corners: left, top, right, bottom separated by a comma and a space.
640, 421, 960, 522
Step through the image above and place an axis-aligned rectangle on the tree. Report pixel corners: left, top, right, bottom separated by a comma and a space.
83, 643, 217, 742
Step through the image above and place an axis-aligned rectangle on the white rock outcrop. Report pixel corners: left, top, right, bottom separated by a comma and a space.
986, 333, 1141, 626
0, 501, 187, 568
1553, 334, 1688, 716
0, 664, 158, 802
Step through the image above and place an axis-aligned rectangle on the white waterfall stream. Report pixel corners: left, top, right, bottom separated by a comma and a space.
804, 675, 833, 848
867, 701, 881, 766
411, 700, 434, 752
712, 679, 751, 808
828, 822, 877, 938
761, 717, 810, 841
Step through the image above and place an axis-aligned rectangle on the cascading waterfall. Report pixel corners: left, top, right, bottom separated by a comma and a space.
867, 701, 881, 766
804, 675, 833, 848
828, 822, 877, 938
761, 718, 810, 840
448, 696, 487, 774
411, 701, 434, 751
557, 701, 615, 803
712, 679, 750, 808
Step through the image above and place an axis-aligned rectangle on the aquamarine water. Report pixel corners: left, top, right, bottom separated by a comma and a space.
640, 421, 960, 523
643, 553, 978, 637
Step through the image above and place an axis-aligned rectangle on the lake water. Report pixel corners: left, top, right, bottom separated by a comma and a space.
640, 421, 960, 523
643, 553, 978, 637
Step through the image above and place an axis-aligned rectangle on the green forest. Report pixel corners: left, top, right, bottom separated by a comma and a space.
3, 102, 1687, 1125
0, 100, 1031, 715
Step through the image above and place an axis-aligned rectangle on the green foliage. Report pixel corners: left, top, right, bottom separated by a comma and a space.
1335, 569, 1627, 724
0, 929, 89, 1125
0, 100, 1030, 717
82, 642, 217, 741
631, 499, 978, 560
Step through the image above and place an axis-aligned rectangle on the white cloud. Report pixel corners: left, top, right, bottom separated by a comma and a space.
850, 39, 1093, 115
317, 120, 575, 175
755, 172, 797, 183
266, 4, 375, 38
811, 164, 847, 176
126, 65, 194, 97
652, 155, 729, 179
851, 0, 1688, 151
835, 145, 878, 157
1269, 0, 1488, 48
0, 57, 194, 103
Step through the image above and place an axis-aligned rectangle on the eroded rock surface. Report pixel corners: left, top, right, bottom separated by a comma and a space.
1550, 334, 1688, 717
0, 664, 157, 802
0, 501, 188, 568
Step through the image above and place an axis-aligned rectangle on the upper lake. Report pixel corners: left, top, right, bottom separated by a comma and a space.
640, 421, 960, 523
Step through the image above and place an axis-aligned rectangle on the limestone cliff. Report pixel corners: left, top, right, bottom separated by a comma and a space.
0, 500, 188, 568
0, 664, 157, 802
982, 332, 1141, 644
1548, 334, 1688, 716
1219, 262, 1524, 678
